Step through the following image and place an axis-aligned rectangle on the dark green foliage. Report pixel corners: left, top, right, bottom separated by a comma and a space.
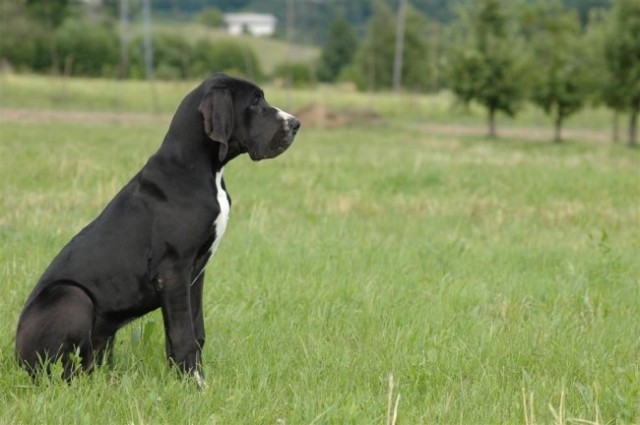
447, 0, 529, 137
343, 1, 435, 92
345, 1, 396, 91
526, 0, 590, 142
272, 62, 316, 88
132, 33, 191, 80
401, 6, 433, 91
190, 39, 263, 81
126, 37, 263, 81
0, 3, 43, 72
25, 0, 71, 28
55, 20, 119, 77
602, 0, 640, 146
317, 18, 357, 83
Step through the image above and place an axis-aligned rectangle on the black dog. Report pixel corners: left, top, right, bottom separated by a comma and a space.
15, 73, 300, 386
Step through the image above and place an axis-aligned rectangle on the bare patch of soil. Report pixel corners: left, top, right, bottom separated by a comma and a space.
0, 108, 170, 125
293, 103, 384, 129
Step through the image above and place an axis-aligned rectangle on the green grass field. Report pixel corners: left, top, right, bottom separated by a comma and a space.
0, 75, 639, 424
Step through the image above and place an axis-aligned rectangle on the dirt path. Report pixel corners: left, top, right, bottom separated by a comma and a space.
0, 107, 171, 125
0, 107, 613, 144
414, 123, 612, 144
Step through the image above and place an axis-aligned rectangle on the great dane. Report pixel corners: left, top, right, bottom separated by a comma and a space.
15, 73, 300, 386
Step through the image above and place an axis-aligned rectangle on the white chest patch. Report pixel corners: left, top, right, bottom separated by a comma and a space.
210, 167, 230, 257
191, 168, 230, 286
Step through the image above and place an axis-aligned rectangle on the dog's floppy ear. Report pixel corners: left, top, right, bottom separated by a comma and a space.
198, 87, 234, 161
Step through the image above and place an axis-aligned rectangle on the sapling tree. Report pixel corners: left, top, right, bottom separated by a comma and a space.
602, 0, 640, 147
447, 0, 529, 138
526, 0, 590, 143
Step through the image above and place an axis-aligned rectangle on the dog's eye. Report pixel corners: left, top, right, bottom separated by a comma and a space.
251, 95, 262, 107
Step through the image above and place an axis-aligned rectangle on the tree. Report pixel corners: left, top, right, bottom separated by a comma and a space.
582, 9, 623, 142
317, 18, 357, 83
400, 5, 433, 91
526, 0, 590, 142
341, 1, 433, 92
25, 0, 71, 29
55, 19, 119, 77
352, 1, 397, 91
447, 0, 529, 138
24, 0, 73, 74
602, 0, 640, 147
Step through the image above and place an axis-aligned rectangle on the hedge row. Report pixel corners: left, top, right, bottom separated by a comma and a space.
0, 18, 264, 81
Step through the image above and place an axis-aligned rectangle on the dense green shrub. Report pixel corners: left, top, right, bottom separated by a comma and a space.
317, 18, 357, 82
271, 62, 316, 88
128, 32, 192, 80
127, 36, 262, 81
0, 14, 43, 71
55, 19, 119, 76
191, 39, 263, 81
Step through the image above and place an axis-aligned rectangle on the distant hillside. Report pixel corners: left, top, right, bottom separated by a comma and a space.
135, 21, 319, 74
150, 0, 612, 43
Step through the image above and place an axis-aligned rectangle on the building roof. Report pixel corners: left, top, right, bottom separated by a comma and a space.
223, 13, 277, 25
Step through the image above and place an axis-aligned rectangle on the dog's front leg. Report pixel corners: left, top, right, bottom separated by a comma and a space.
157, 270, 203, 380
190, 273, 205, 356
189, 273, 206, 389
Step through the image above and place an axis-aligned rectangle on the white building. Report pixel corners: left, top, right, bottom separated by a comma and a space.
223, 13, 277, 37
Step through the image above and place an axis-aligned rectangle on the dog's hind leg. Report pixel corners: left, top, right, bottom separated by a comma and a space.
15, 282, 95, 380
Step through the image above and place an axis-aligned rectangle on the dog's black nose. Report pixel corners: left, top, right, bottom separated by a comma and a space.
290, 118, 301, 134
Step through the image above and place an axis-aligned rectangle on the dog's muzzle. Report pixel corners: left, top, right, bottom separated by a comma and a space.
273, 116, 300, 154
250, 113, 300, 161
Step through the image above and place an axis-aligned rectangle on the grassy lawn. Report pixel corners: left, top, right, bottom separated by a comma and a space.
0, 76, 639, 423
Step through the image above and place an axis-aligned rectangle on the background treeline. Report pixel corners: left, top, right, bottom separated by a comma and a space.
133, 0, 611, 40
1, 0, 639, 146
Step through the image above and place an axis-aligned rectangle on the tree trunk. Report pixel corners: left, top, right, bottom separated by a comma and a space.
554, 115, 563, 143
613, 111, 619, 143
629, 108, 638, 148
488, 108, 497, 139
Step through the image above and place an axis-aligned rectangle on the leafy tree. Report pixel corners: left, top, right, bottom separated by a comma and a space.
0, 1, 42, 70
348, 1, 396, 91
401, 5, 434, 91
447, 0, 529, 138
317, 18, 357, 83
602, 0, 640, 147
526, 0, 590, 142
272, 62, 316, 88
25, 0, 71, 29
342, 1, 434, 92
190, 39, 263, 81
55, 19, 119, 77
23, 0, 72, 73
581, 9, 624, 142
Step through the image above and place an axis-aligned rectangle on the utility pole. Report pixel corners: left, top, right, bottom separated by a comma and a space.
285, 0, 295, 107
286, 0, 295, 76
118, 0, 129, 79
142, 0, 154, 81
392, 0, 407, 93
141, 0, 158, 111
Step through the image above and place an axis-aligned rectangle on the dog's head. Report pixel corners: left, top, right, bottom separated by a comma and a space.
198, 73, 300, 162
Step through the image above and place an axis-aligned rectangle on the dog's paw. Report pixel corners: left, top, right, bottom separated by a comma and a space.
194, 370, 207, 391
